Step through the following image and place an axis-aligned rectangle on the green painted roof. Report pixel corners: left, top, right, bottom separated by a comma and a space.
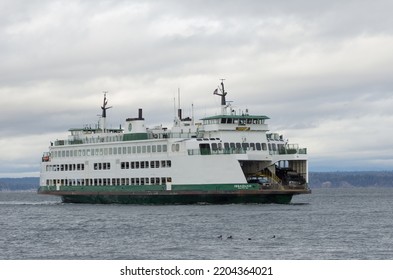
68, 128, 123, 132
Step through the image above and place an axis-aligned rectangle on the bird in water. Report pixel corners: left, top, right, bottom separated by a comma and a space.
227, 235, 233, 239
272, 235, 276, 239
217, 235, 222, 239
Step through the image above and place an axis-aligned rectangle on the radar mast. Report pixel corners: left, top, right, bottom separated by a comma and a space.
100, 91, 112, 131
213, 79, 228, 114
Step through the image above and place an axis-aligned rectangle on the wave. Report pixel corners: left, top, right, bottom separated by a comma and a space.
0, 201, 62, 206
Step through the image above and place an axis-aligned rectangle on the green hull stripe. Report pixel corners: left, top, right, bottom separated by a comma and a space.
38, 183, 261, 192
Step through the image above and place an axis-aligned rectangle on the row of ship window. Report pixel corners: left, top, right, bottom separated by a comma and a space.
48, 142, 282, 158
46, 160, 172, 172
212, 142, 284, 151
120, 160, 171, 169
46, 164, 85, 172
50, 144, 178, 158
203, 118, 266, 125
46, 177, 172, 186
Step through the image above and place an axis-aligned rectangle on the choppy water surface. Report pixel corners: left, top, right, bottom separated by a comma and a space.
1, 188, 392, 259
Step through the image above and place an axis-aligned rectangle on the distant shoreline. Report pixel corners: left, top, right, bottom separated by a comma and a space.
1, 171, 393, 190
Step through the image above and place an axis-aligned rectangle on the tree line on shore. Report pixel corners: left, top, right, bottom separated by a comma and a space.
1, 171, 393, 191
309, 171, 393, 188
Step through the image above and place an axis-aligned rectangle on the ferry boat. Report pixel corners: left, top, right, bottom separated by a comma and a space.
38, 81, 310, 204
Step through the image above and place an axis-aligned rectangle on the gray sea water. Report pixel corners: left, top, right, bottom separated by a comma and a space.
1, 187, 392, 260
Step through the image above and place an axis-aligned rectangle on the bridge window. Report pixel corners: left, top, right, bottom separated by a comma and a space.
171, 144, 180, 152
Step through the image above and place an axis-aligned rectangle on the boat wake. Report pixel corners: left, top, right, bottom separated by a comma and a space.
0, 201, 61, 206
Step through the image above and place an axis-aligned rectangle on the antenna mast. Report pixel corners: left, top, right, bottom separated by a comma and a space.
100, 91, 112, 131
213, 79, 228, 114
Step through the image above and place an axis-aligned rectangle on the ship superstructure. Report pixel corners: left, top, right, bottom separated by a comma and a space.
38, 81, 310, 204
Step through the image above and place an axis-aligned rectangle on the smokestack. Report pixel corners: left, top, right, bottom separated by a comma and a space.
178, 109, 182, 120
138, 108, 143, 119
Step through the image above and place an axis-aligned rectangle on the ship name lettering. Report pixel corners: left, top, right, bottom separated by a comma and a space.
234, 184, 252, 189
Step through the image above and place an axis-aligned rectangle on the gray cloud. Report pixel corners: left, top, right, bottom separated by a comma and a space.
1, 0, 393, 176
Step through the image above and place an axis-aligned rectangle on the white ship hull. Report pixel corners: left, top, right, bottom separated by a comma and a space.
38, 82, 310, 204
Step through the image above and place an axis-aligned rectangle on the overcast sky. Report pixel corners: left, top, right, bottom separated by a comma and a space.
1, 0, 393, 177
